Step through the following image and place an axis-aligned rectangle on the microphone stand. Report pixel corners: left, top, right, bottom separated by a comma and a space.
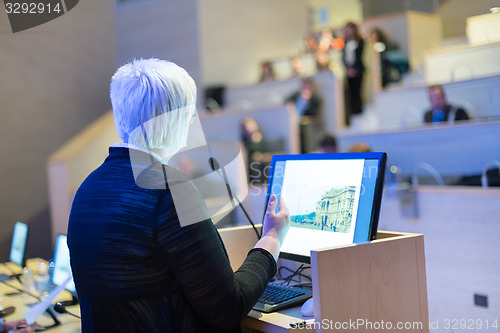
0, 279, 61, 331
207, 153, 261, 240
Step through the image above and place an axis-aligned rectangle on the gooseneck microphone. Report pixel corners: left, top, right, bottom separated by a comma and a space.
53, 302, 81, 319
208, 156, 261, 239
0, 276, 61, 331
209, 156, 236, 211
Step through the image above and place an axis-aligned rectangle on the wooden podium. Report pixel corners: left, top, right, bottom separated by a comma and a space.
219, 227, 429, 333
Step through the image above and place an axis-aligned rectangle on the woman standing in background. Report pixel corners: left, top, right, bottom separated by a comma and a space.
343, 22, 365, 125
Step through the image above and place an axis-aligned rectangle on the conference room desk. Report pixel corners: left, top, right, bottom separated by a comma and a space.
0, 260, 81, 332
1, 258, 311, 333
3, 226, 429, 333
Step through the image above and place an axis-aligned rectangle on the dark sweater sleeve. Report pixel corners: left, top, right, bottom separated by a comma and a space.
153, 189, 275, 330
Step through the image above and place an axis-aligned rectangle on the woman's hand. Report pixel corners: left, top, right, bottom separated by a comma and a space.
254, 195, 291, 260
3, 320, 37, 333
346, 68, 357, 78
262, 195, 290, 246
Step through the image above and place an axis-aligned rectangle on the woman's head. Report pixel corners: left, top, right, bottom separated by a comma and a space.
344, 22, 361, 42
241, 117, 260, 141
110, 59, 197, 151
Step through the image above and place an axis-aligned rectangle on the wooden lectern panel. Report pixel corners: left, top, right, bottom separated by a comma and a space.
311, 232, 429, 333
219, 226, 429, 332
218, 225, 262, 272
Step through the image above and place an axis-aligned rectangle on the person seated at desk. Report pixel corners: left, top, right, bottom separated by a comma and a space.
424, 85, 469, 124
67, 59, 291, 333
258, 61, 275, 83
290, 56, 306, 78
241, 117, 279, 185
0, 318, 35, 333
347, 142, 371, 153
317, 135, 337, 154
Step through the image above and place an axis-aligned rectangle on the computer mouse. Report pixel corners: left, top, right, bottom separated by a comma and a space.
300, 297, 314, 317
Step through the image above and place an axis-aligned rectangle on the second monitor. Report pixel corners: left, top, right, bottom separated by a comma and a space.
51, 234, 77, 305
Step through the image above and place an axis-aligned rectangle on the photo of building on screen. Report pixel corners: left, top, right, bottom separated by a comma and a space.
290, 186, 356, 233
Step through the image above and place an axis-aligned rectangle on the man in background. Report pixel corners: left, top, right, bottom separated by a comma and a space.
424, 85, 469, 124
286, 78, 322, 153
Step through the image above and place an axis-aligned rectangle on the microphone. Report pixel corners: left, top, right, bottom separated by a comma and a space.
209, 156, 236, 211
208, 157, 220, 171
208, 156, 261, 239
53, 302, 81, 319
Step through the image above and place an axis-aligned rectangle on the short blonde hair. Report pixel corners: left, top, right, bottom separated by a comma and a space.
110, 58, 196, 149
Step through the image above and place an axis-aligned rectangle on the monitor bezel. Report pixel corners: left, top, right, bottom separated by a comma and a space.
263, 152, 387, 263
9, 221, 29, 268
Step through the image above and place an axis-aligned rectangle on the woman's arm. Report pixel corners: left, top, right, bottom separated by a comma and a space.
154, 191, 289, 330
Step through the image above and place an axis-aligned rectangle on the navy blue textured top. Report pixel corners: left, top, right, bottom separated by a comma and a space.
67, 147, 276, 333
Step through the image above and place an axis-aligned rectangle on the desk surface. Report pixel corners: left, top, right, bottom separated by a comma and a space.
0, 261, 81, 332
1, 260, 312, 333
243, 307, 315, 333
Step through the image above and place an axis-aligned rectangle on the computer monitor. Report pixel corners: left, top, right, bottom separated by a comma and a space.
9, 222, 29, 267
51, 234, 76, 295
265, 152, 387, 263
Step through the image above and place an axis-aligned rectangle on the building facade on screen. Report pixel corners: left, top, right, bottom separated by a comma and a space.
315, 186, 355, 233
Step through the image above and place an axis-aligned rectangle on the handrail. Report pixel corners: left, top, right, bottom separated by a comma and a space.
400, 106, 421, 128
412, 162, 445, 189
449, 63, 474, 82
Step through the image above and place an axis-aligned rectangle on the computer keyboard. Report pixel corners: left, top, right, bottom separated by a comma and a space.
252, 282, 312, 313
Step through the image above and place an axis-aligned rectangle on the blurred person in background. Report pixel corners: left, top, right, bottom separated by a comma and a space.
347, 142, 371, 153
317, 135, 338, 154
241, 117, 274, 184
259, 61, 275, 83
369, 27, 409, 88
286, 78, 322, 153
424, 85, 469, 124
343, 22, 365, 125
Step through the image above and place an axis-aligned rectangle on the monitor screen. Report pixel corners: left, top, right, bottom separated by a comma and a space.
265, 152, 386, 263
51, 234, 76, 293
9, 222, 28, 267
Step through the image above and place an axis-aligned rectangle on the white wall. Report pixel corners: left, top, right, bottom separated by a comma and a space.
360, 0, 434, 18
0, 0, 116, 259
424, 42, 500, 85
199, 0, 309, 86
115, 0, 202, 86
437, 0, 499, 38
308, 0, 363, 30
379, 187, 500, 331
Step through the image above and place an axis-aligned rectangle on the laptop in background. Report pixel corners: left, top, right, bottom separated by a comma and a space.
9, 221, 29, 269
50, 234, 78, 306
0, 222, 29, 283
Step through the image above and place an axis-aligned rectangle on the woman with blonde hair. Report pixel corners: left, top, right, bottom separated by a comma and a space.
68, 59, 290, 333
